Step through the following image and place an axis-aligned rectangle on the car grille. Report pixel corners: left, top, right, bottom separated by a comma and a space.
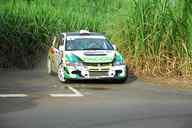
84, 63, 112, 71
85, 63, 112, 67
89, 71, 108, 77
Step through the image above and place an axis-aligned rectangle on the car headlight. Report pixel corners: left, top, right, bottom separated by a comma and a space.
113, 60, 124, 66
64, 54, 83, 67
113, 53, 125, 66
65, 61, 83, 67
73, 62, 83, 67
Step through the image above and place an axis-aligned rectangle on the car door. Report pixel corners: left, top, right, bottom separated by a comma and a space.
55, 34, 64, 69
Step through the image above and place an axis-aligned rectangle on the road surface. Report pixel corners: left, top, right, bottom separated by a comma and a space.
0, 70, 192, 128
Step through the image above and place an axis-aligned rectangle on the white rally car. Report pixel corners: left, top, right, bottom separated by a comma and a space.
48, 30, 128, 82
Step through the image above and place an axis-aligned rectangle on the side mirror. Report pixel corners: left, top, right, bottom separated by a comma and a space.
112, 44, 117, 50
59, 45, 64, 51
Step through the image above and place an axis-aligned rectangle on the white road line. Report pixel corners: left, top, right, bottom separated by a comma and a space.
49, 94, 83, 97
0, 86, 84, 98
0, 94, 28, 98
67, 86, 84, 96
49, 85, 84, 97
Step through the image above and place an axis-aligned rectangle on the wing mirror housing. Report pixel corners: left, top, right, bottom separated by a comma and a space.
59, 45, 64, 51
112, 44, 117, 50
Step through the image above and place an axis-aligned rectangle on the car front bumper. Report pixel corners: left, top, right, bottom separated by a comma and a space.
63, 65, 127, 80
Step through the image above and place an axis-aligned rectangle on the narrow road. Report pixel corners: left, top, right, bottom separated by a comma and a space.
0, 70, 192, 128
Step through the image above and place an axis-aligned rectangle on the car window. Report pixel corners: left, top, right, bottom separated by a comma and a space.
65, 38, 114, 51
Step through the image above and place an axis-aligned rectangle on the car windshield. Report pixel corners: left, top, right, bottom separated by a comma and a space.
65, 38, 114, 51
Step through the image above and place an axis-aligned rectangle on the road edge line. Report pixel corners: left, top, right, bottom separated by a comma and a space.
49, 94, 83, 97
0, 94, 28, 98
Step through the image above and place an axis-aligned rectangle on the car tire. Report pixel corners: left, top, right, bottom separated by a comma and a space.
117, 65, 128, 83
57, 64, 67, 83
47, 57, 54, 75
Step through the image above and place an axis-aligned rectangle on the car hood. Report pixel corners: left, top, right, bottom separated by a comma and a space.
65, 50, 115, 63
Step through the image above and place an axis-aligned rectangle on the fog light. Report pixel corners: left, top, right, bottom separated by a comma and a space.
81, 71, 89, 78
108, 70, 115, 77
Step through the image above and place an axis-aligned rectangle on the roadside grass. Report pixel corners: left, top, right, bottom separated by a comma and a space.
0, 0, 191, 79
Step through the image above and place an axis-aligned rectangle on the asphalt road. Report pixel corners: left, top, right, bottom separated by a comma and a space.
0, 70, 192, 128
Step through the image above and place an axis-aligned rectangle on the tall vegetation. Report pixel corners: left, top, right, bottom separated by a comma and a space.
0, 0, 191, 77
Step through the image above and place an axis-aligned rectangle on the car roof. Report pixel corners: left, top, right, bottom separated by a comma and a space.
61, 32, 104, 36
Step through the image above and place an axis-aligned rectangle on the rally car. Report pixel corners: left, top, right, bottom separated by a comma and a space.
48, 30, 128, 82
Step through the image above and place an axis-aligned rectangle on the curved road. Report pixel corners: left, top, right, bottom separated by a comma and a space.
0, 70, 192, 128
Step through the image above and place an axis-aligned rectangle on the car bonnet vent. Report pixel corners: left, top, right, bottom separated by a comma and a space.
84, 53, 107, 56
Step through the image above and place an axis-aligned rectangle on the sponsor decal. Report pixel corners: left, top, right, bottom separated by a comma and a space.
81, 56, 113, 63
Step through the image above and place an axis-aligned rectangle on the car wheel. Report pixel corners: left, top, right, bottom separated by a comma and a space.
47, 57, 53, 75
117, 65, 128, 83
58, 64, 67, 83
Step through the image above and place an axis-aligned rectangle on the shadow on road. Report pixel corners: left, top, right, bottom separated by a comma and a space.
0, 69, 137, 93
67, 73, 137, 85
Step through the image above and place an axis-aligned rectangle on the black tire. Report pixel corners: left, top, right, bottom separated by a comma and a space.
57, 64, 68, 83
117, 65, 128, 83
